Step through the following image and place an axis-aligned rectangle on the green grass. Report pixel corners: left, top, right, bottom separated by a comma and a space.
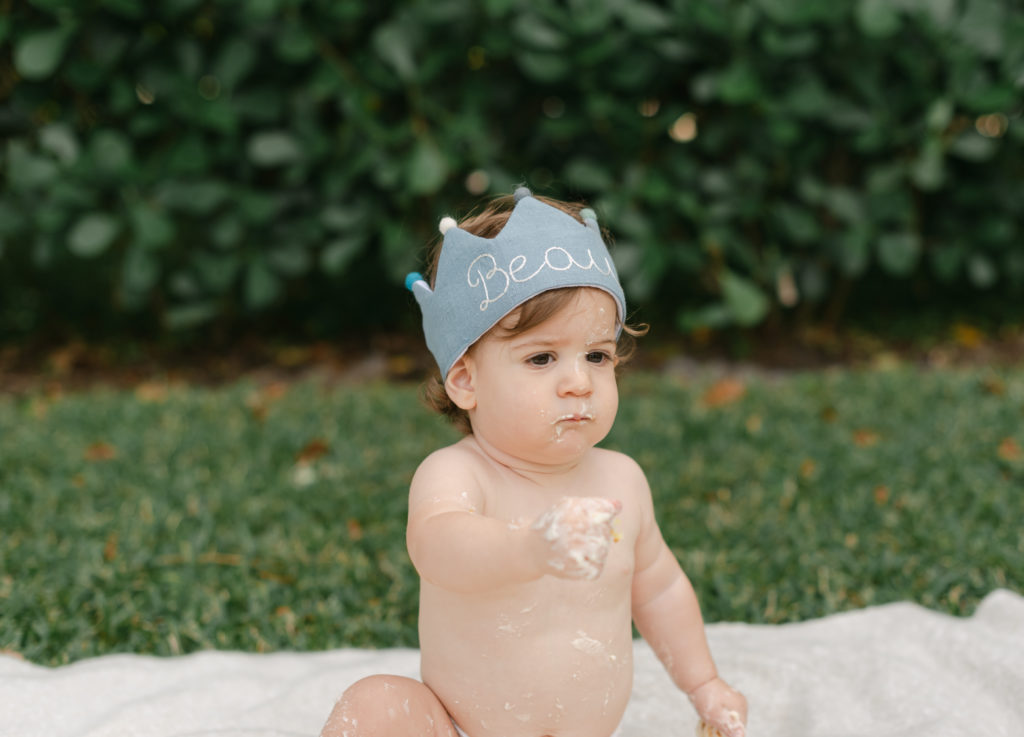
2, 367, 1022, 665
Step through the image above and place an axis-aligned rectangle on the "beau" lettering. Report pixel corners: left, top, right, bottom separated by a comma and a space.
466, 246, 615, 312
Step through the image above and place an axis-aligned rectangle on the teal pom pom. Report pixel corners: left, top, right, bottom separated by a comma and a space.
580, 208, 597, 222
405, 272, 424, 291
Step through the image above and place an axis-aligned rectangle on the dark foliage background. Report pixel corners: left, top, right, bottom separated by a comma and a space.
2, 0, 1022, 341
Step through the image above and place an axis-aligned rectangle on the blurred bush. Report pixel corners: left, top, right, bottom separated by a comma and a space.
1, 0, 1022, 340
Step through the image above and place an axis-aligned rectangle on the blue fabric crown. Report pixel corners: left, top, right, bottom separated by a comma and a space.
406, 187, 627, 377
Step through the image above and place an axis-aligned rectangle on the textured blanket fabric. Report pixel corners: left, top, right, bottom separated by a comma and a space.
2, 589, 1021, 737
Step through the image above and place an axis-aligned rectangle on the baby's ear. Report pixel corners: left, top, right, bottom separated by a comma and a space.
444, 356, 477, 411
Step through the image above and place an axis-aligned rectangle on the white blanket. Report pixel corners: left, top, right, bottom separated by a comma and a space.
2, 589, 1021, 737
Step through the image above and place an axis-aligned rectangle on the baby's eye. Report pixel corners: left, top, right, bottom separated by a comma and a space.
586, 351, 613, 365
527, 353, 554, 366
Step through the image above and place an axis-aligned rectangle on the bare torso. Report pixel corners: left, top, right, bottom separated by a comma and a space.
414, 440, 645, 737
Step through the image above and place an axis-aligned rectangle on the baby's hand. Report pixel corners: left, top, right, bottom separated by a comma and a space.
530, 497, 622, 580
688, 677, 747, 737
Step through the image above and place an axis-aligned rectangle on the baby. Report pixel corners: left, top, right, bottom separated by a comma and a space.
321, 188, 747, 737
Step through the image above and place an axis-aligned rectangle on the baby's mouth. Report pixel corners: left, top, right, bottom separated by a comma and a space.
553, 412, 594, 424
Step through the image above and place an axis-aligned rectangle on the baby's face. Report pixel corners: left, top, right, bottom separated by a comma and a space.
465, 289, 619, 468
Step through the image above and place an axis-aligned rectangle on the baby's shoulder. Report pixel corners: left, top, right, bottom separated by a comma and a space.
410, 438, 487, 493
588, 447, 649, 488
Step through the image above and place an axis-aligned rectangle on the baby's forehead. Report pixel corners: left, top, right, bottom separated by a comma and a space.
494, 290, 619, 339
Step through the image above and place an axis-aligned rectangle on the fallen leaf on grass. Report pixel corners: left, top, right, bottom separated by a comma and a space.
135, 381, 169, 403
104, 532, 118, 562
296, 438, 329, 464
84, 441, 117, 461
347, 518, 364, 541
702, 378, 746, 408
853, 429, 880, 447
275, 346, 312, 367
979, 375, 1006, 396
246, 381, 290, 422
997, 437, 1022, 462
873, 485, 889, 505
952, 322, 984, 349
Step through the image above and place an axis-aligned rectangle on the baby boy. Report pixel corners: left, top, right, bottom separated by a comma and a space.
321, 188, 747, 737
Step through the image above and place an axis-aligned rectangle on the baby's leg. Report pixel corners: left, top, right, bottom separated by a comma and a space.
321, 675, 457, 737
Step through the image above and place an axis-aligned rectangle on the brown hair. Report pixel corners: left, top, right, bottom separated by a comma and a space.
421, 194, 647, 435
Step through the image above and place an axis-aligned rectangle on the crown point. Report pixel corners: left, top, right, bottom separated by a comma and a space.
513, 186, 532, 202
439, 216, 457, 235
405, 272, 425, 292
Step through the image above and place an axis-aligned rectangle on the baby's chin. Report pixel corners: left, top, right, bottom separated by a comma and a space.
519, 433, 601, 467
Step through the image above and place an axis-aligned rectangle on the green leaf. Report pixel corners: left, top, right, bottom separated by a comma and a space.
214, 36, 257, 89
798, 262, 829, 302
909, 136, 945, 191
512, 14, 566, 49
910, 0, 956, 29
677, 302, 732, 331
773, 203, 819, 245
823, 187, 865, 224
761, 28, 819, 56
244, 259, 280, 310
268, 246, 311, 276
164, 301, 218, 330
121, 246, 160, 294
949, 131, 997, 162
717, 60, 760, 103
856, 0, 901, 38
407, 138, 448, 196
967, 254, 997, 288
275, 21, 317, 63
194, 252, 240, 292
14, 27, 71, 80
753, 0, 842, 25
373, 22, 416, 81
516, 51, 569, 82
877, 232, 921, 276
247, 131, 303, 167
68, 213, 120, 258
929, 243, 964, 283
320, 236, 365, 276
616, 2, 674, 34
89, 129, 133, 173
320, 205, 365, 232
129, 204, 175, 250
38, 123, 79, 165
925, 98, 954, 132
834, 227, 871, 277
564, 158, 614, 192
957, 0, 1005, 57
6, 140, 59, 191
721, 270, 770, 326
211, 215, 244, 250
782, 73, 832, 117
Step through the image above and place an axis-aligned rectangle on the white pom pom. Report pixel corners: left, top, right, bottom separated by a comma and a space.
439, 216, 457, 235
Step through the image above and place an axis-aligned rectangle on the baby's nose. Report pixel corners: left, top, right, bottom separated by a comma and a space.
559, 354, 593, 395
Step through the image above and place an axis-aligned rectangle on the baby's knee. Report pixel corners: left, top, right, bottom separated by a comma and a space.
322, 675, 451, 737
323, 676, 393, 734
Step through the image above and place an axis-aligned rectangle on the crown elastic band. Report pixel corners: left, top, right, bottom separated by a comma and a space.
406, 187, 627, 377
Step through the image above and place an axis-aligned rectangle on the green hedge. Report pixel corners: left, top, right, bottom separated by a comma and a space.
2, 0, 1022, 339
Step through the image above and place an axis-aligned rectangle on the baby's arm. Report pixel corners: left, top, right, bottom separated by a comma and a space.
406, 448, 620, 593
629, 465, 747, 737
